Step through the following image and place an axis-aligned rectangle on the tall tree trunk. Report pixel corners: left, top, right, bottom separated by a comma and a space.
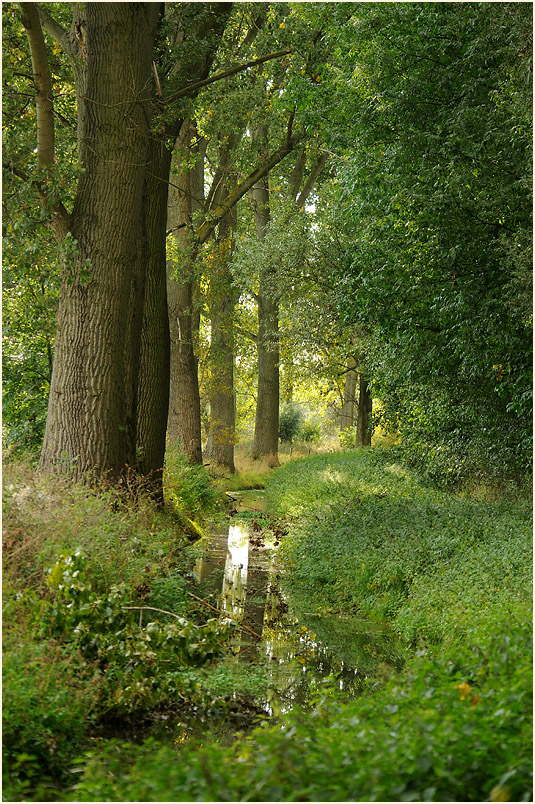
339, 366, 357, 431
204, 135, 241, 473
251, 143, 327, 465
251, 146, 280, 466
205, 203, 238, 473
167, 121, 204, 464
355, 373, 373, 447
39, 4, 158, 480
136, 137, 173, 499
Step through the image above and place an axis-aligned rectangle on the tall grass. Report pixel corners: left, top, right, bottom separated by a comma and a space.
2, 451, 228, 800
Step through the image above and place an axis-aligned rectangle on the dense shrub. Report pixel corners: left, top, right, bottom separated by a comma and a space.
278, 404, 304, 445
69, 628, 532, 802
2, 629, 100, 801
1, 457, 232, 800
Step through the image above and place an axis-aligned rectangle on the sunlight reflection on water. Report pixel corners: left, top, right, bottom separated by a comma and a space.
194, 507, 390, 712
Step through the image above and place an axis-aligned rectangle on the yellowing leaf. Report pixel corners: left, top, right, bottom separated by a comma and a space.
490, 785, 511, 802
455, 681, 472, 700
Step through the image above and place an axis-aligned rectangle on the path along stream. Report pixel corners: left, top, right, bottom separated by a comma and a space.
193, 490, 404, 715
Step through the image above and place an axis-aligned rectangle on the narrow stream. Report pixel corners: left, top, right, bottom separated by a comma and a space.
195, 491, 404, 713
97, 492, 404, 746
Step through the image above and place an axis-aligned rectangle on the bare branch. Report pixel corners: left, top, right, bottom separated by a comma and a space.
19, 3, 71, 241
197, 125, 303, 245
236, 325, 258, 344
152, 60, 163, 99
163, 47, 292, 105
295, 152, 329, 209
21, 3, 55, 167
35, 3, 78, 63
289, 150, 307, 202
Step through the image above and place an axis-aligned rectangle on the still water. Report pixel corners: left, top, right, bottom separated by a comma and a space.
195, 492, 403, 712
98, 493, 403, 744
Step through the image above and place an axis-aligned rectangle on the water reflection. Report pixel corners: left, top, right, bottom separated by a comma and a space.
196, 509, 403, 712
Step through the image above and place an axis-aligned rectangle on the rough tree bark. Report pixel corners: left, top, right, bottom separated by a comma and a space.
205, 197, 238, 471
251, 126, 280, 466
37, 3, 159, 480
340, 366, 358, 431
167, 121, 204, 464
135, 137, 173, 498
27, 1, 284, 491
204, 134, 241, 473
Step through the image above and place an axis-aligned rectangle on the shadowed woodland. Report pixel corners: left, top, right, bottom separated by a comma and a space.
2, 3, 532, 801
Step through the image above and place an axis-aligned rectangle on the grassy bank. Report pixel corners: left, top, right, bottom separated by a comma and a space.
64, 448, 532, 802
2, 449, 267, 801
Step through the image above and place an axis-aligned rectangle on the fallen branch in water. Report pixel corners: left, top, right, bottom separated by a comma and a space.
185, 591, 263, 640
124, 598, 262, 640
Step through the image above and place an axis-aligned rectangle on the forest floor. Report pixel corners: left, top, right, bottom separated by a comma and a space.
3, 448, 532, 802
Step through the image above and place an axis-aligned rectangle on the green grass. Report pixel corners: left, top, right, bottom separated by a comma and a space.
63, 448, 532, 802
4, 449, 532, 802
265, 449, 532, 648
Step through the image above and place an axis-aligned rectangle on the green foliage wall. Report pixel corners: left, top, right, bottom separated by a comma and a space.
327, 3, 533, 482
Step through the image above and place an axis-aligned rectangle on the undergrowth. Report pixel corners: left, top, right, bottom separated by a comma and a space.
1, 453, 255, 801
66, 448, 532, 802
4, 449, 532, 802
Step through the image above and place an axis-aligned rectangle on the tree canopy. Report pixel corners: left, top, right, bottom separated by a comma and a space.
2, 1, 532, 488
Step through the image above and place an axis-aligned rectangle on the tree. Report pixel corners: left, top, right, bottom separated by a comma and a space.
250, 124, 280, 465
2, 3, 76, 455
166, 120, 205, 466
204, 135, 240, 473
7, 1, 529, 491
17, 2, 232, 492
355, 373, 372, 448
278, 403, 303, 447
329, 2, 532, 479
164, 7, 306, 465
25, 3, 160, 481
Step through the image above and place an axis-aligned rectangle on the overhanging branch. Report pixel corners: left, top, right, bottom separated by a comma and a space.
21, 2, 55, 167
196, 126, 303, 245
18, 3, 71, 241
35, 3, 78, 63
163, 48, 292, 105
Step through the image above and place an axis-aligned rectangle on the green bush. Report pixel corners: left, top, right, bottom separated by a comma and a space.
146, 572, 189, 619
279, 404, 304, 445
42, 551, 236, 714
2, 633, 100, 801
5, 451, 532, 802
69, 627, 532, 802
164, 446, 218, 517
338, 426, 355, 449
299, 416, 322, 446
1, 459, 246, 800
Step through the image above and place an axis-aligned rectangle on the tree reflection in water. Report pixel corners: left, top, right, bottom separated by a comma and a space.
195, 509, 403, 713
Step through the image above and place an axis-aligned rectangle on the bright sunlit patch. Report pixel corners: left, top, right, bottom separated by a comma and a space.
384, 463, 411, 480
227, 523, 250, 569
